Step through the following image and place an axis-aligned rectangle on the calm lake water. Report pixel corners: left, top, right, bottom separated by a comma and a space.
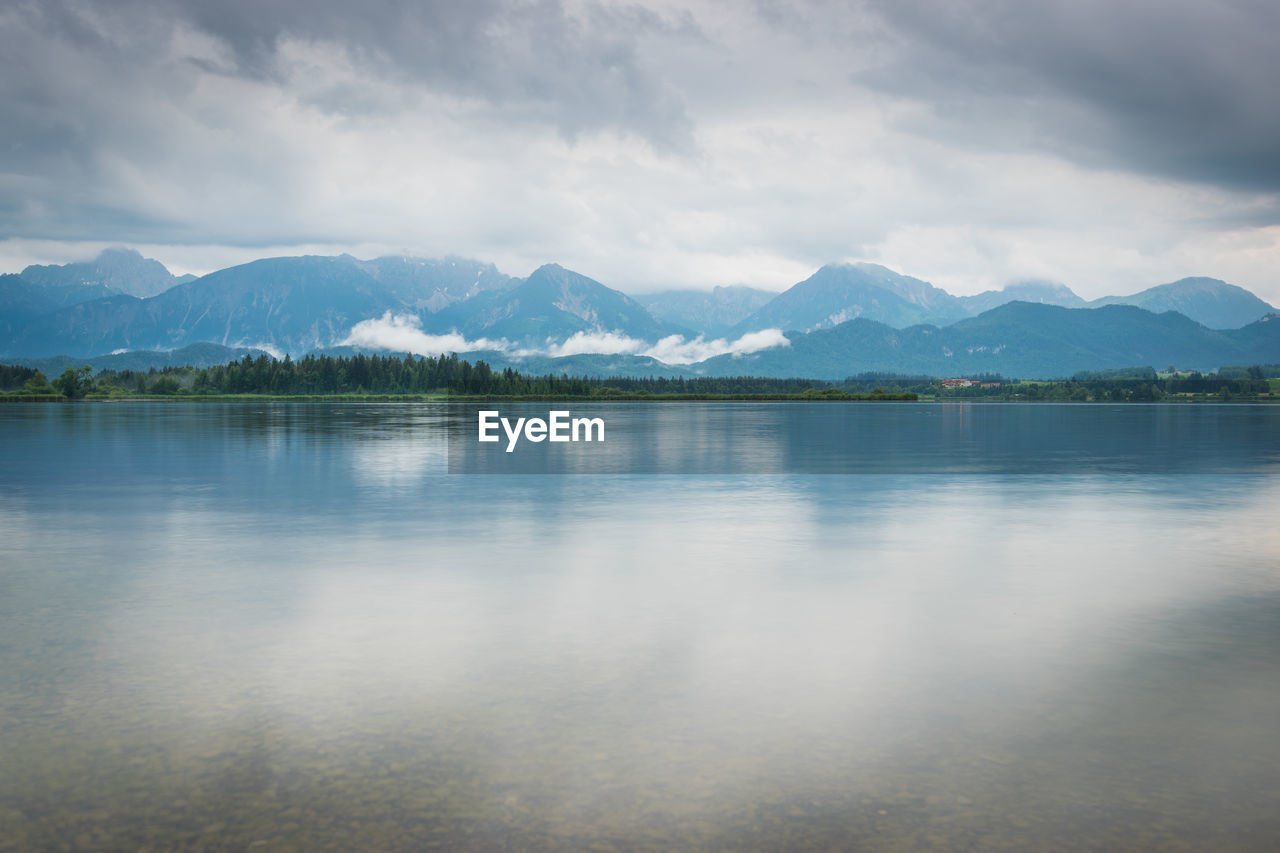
2, 402, 1278, 851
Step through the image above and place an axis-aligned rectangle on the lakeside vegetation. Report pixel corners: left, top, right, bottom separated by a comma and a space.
837, 368, 1278, 402
0, 356, 914, 401
2, 354, 1278, 402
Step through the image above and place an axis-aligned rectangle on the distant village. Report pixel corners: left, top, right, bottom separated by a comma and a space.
940, 379, 1001, 388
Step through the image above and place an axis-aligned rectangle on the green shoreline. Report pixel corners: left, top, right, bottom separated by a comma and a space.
0, 391, 918, 403
5, 354, 1278, 402
7, 392, 1280, 403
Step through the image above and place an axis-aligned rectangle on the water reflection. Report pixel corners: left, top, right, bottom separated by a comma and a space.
1, 404, 1278, 850
447, 402, 1280, 474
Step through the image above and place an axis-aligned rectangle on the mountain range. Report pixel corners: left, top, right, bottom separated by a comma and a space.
425, 263, 685, 342
733, 263, 969, 333
729, 263, 1275, 333
697, 304, 1279, 379
18, 247, 197, 300
2, 248, 1277, 378
4, 253, 512, 357
636, 285, 777, 337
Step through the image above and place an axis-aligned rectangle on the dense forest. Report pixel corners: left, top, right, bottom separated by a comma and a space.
836, 369, 1275, 401
0, 354, 853, 399
1, 354, 1276, 401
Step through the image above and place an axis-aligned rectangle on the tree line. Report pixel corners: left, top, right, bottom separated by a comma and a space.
0, 355, 1274, 401
1, 354, 836, 398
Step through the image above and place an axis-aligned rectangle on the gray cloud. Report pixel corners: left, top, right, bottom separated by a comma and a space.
97, 0, 697, 148
1, 0, 1278, 301
0, 0, 699, 243
858, 0, 1280, 192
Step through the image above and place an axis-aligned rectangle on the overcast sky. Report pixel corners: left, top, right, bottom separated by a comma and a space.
2, 0, 1277, 300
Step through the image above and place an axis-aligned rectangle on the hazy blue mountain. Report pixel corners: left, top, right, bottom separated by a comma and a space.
730, 264, 1275, 334
0, 274, 57, 340
7, 343, 272, 377
0, 269, 122, 338
6, 256, 378, 356
38, 281, 120, 308
694, 303, 1280, 379
635, 286, 778, 337
1090, 277, 1276, 329
935, 302, 1271, 376
960, 280, 1087, 314
1222, 312, 1280, 351
734, 263, 968, 333
353, 255, 514, 311
1, 254, 516, 357
21, 247, 188, 299
5, 294, 154, 358
6, 249, 1280, 377
429, 263, 685, 343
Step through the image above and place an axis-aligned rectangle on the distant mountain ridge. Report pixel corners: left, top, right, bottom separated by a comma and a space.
695, 304, 1280, 379
5, 343, 273, 378
728, 266, 1274, 332
8, 255, 384, 356
21, 247, 193, 299
1091, 277, 1275, 330
2, 248, 1278, 378
2, 254, 519, 357
733, 263, 970, 334
636, 285, 777, 337
351, 255, 513, 311
426, 263, 687, 342
960, 280, 1087, 314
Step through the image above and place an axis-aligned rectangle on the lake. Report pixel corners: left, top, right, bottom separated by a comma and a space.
2, 402, 1278, 851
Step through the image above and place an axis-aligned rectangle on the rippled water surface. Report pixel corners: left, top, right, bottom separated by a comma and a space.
2, 402, 1278, 851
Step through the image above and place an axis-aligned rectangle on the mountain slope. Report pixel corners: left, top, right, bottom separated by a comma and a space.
734, 263, 968, 333
6, 343, 273, 377
6, 256, 387, 356
1091, 277, 1276, 329
353, 256, 514, 311
0, 274, 58, 341
960, 280, 1087, 314
21, 247, 189, 299
635, 286, 777, 337
430, 263, 685, 342
694, 303, 1280, 379
2, 254, 518, 357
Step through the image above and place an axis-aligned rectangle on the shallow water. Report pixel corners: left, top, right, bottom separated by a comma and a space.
2, 402, 1278, 851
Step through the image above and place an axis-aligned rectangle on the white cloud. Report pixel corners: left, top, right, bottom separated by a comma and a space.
245, 341, 286, 361
643, 329, 790, 363
534, 331, 642, 358
517, 328, 789, 364
344, 316, 789, 364
341, 312, 506, 355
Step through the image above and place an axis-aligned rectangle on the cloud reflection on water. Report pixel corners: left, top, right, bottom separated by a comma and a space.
3, 404, 1279, 849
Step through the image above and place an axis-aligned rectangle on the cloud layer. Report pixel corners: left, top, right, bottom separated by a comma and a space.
342, 313, 506, 355
532, 328, 790, 364
2, 0, 1278, 301
341, 313, 789, 365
